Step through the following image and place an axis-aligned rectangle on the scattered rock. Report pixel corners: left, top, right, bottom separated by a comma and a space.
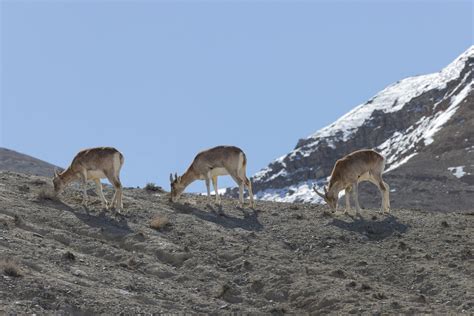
372, 292, 387, 300
32, 233, 44, 239
62, 251, 76, 261
359, 283, 372, 291
322, 210, 333, 217
242, 260, 252, 270
329, 269, 346, 279
215, 283, 243, 304
72, 269, 86, 277
460, 248, 473, 260
18, 185, 30, 193
250, 279, 264, 293
268, 306, 287, 315
414, 294, 427, 304
293, 213, 304, 220
264, 289, 289, 302
398, 241, 409, 251
316, 297, 339, 310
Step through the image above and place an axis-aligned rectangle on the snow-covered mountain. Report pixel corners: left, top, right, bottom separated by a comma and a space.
250, 46, 474, 211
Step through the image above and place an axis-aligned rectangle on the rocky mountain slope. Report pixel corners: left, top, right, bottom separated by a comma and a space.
0, 147, 61, 177
0, 171, 473, 314
250, 46, 474, 211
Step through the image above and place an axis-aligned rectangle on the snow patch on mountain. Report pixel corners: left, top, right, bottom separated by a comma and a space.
448, 166, 468, 178
378, 78, 472, 171
255, 180, 325, 204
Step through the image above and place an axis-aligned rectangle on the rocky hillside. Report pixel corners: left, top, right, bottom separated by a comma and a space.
0, 171, 473, 314
250, 46, 474, 211
0, 147, 61, 177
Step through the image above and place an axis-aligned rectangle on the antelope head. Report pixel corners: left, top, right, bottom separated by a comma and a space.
52, 168, 64, 194
313, 184, 337, 210
169, 173, 184, 202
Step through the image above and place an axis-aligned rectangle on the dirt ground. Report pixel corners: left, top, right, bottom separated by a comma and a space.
0, 171, 473, 314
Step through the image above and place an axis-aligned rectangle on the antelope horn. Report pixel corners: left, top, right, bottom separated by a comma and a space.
313, 185, 326, 199
169, 173, 174, 183
324, 186, 328, 194
174, 173, 178, 181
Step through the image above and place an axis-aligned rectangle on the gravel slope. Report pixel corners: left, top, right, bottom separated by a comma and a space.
0, 171, 473, 314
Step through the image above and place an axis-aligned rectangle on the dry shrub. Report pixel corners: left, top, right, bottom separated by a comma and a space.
150, 215, 169, 230
144, 183, 164, 193
37, 187, 57, 201
1, 258, 22, 277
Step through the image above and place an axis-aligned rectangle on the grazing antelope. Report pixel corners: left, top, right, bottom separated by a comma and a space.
53, 147, 124, 211
170, 146, 254, 207
313, 149, 390, 214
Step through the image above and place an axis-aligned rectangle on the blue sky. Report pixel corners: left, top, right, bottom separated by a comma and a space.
1, 1, 472, 192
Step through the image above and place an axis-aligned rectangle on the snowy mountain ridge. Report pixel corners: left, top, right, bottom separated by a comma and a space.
251, 46, 474, 205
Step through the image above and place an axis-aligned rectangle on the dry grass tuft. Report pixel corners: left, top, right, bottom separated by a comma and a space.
150, 215, 170, 230
1, 258, 22, 277
37, 187, 57, 201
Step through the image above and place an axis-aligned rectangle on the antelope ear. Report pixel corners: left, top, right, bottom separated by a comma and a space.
169, 173, 174, 183
324, 186, 328, 194
54, 168, 60, 177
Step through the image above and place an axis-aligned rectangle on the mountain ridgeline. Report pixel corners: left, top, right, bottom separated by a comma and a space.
246, 46, 474, 211
0, 148, 61, 178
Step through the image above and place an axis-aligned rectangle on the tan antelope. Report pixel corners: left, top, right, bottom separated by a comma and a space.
53, 147, 124, 211
170, 146, 254, 207
313, 149, 390, 214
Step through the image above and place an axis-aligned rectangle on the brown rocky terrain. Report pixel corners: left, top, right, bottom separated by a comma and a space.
1, 171, 473, 314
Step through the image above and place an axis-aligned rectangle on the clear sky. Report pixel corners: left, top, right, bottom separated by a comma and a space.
1, 0, 472, 192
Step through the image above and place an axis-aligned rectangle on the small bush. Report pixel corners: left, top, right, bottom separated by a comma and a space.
150, 215, 169, 230
144, 183, 164, 193
1, 258, 22, 277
